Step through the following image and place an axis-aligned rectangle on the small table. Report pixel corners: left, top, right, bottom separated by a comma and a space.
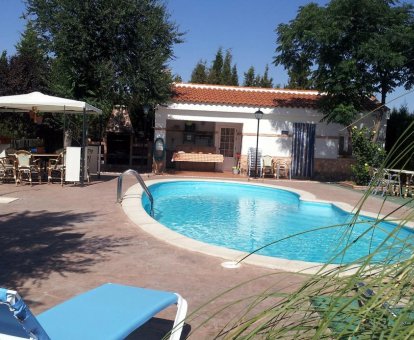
386, 168, 414, 197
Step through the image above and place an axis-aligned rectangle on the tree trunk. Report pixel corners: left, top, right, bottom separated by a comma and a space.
371, 90, 386, 143
371, 110, 384, 143
64, 130, 72, 148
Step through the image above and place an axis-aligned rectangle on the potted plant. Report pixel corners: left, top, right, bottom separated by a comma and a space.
232, 166, 239, 175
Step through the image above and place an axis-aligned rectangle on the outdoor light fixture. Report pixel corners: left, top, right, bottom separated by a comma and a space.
255, 109, 264, 121
254, 109, 264, 178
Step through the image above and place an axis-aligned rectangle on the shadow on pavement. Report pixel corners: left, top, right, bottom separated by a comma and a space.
0, 210, 130, 289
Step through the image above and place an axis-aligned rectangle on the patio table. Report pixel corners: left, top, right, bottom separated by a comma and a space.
386, 168, 414, 197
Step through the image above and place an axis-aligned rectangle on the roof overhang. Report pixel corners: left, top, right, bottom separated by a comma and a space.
170, 83, 321, 109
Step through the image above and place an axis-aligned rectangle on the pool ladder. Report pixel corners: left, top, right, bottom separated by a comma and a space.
117, 169, 154, 217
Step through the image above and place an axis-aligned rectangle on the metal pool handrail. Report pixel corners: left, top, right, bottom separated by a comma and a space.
117, 169, 154, 217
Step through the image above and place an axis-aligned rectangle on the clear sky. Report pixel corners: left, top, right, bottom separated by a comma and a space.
1, 0, 413, 110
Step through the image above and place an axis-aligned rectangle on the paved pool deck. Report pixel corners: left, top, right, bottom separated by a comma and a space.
0, 172, 411, 338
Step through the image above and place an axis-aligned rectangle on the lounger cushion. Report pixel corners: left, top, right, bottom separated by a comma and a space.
37, 283, 178, 340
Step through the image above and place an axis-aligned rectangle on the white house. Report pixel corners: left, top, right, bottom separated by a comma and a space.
155, 83, 386, 180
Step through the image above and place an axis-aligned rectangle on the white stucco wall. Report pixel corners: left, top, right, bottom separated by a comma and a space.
156, 102, 386, 160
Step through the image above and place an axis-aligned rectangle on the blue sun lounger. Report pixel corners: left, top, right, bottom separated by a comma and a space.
0, 282, 188, 340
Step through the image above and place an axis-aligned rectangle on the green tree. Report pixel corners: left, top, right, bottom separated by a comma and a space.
286, 60, 313, 89
351, 126, 387, 185
274, 3, 320, 89
190, 48, 273, 88
190, 60, 208, 84
231, 64, 239, 86
243, 66, 257, 87
0, 22, 50, 140
274, 0, 414, 142
222, 50, 233, 85
385, 105, 414, 170
26, 0, 183, 119
208, 47, 224, 84
8, 20, 50, 94
190, 48, 239, 86
254, 75, 261, 86
0, 51, 9, 96
260, 64, 273, 88
172, 74, 182, 83
0, 48, 38, 138
243, 65, 274, 87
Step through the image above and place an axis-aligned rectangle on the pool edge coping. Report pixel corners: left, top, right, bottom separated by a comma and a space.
121, 178, 413, 276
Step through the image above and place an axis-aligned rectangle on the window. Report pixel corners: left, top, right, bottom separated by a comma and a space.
338, 135, 351, 155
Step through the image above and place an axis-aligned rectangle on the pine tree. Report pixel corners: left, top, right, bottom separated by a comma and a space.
190, 60, 208, 84
243, 66, 256, 87
9, 20, 50, 94
260, 64, 273, 88
222, 50, 233, 85
254, 75, 261, 87
231, 64, 239, 86
172, 74, 183, 83
208, 47, 224, 84
189, 48, 242, 86
0, 51, 9, 96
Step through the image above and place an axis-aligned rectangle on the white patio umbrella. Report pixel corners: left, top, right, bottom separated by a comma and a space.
0, 92, 102, 185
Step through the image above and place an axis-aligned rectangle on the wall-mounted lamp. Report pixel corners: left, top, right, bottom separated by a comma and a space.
143, 104, 151, 116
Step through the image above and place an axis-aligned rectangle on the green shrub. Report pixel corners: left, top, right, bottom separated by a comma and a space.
351, 126, 386, 185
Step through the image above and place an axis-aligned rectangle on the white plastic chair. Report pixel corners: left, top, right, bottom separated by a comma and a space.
262, 155, 274, 177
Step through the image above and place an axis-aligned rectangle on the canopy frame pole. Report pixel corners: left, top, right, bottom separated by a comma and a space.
63, 106, 66, 147
81, 107, 86, 186
98, 114, 102, 179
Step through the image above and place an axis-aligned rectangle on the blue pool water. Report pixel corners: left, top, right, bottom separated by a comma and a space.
142, 181, 414, 264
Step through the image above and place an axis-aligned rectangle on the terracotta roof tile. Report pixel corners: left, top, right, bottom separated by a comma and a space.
171, 83, 321, 108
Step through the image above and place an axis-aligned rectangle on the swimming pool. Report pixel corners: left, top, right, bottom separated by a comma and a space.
142, 181, 413, 264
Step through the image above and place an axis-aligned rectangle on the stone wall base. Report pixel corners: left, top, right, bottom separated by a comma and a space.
313, 157, 355, 182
